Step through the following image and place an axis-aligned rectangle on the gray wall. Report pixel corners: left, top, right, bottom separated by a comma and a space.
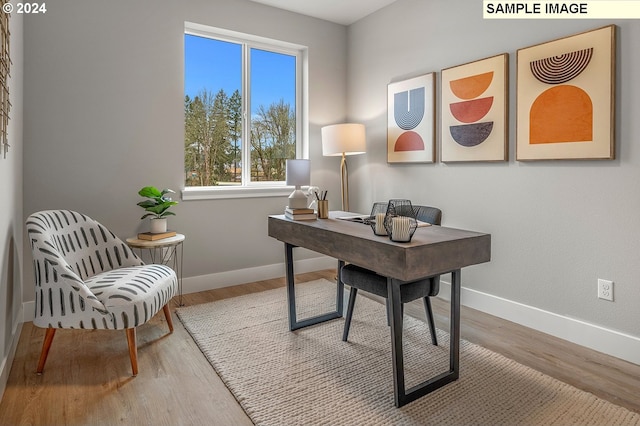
23, 0, 348, 300
347, 0, 640, 336
0, 12, 23, 394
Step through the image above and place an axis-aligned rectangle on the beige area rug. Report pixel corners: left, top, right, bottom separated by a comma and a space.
176, 279, 640, 425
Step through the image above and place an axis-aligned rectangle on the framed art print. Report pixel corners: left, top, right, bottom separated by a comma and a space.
387, 73, 435, 163
516, 25, 615, 161
441, 53, 508, 162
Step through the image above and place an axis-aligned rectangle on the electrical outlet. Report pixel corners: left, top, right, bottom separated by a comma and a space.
597, 279, 614, 301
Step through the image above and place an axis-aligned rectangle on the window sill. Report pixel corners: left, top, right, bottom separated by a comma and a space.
181, 185, 293, 201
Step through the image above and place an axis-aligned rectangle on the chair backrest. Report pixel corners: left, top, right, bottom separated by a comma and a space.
370, 202, 442, 225
26, 210, 143, 281
413, 205, 442, 225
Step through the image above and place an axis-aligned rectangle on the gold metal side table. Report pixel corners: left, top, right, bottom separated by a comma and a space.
126, 233, 185, 306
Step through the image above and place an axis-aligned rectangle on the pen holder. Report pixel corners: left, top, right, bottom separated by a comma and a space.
317, 200, 329, 219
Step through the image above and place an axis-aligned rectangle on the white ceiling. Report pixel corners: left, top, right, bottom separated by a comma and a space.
248, 0, 398, 25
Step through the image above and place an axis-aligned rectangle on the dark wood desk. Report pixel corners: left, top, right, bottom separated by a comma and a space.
268, 211, 491, 407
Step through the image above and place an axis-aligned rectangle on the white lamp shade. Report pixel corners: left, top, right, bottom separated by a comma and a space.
285, 159, 310, 187
321, 123, 366, 157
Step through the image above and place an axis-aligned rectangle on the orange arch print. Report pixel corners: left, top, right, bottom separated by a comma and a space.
449, 72, 493, 100
530, 85, 592, 144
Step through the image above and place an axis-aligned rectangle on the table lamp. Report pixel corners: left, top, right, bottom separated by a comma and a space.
321, 123, 366, 212
285, 159, 311, 209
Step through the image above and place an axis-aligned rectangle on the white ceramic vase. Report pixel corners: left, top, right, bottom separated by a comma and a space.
150, 218, 167, 234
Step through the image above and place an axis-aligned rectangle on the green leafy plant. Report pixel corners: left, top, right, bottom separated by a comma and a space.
137, 186, 178, 220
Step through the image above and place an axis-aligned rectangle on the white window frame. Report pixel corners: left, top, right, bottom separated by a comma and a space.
182, 22, 309, 201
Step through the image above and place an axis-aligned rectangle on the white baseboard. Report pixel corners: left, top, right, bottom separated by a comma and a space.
21, 259, 640, 366
182, 256, 338, 294
438, 279, 640, 366
0, 312, 23, 401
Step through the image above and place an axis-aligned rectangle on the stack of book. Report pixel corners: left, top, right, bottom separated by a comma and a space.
284, 207, 317, 221
137, 230, 177, 241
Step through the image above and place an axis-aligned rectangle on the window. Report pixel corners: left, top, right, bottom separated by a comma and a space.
183, 22, 307, 199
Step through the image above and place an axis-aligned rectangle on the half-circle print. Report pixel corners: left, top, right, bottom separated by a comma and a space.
530, 85, 592, 144
394, 88, 425, 130
449, 72, 494, 100
449, 97, 494, 123
450, 122, 494, 147
530, 48, 593, 84
394, 131, 425, 152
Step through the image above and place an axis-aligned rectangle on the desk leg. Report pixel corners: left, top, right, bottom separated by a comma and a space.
388, 277, 405, 407
336, 260, 345, 317
389, 269, 462, 407
450, 269, 461, 379
284, 243, 344, 331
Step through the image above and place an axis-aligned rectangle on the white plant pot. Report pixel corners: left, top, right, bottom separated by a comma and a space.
150, 218, 167, 234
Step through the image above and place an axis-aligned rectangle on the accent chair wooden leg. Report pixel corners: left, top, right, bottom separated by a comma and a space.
342, 287, 358, 342
423, 296, 438, 346
163, 304, 174, 333
36, 328, 56, 374
126, 328, 138, 377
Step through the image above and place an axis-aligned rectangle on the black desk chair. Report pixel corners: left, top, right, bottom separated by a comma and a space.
340, 205, 442, 345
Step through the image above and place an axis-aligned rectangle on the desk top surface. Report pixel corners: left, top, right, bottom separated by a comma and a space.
268, 211, 491, 281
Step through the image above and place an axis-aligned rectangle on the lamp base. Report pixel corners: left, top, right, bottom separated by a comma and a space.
288, 189, 308, 209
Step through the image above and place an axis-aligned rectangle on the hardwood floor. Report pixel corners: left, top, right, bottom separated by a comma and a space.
1, 269, 638, 425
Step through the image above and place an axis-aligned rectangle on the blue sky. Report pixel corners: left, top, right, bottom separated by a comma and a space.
184, 34, 296, 114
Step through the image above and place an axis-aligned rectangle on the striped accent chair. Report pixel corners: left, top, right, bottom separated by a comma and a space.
26, 210, 177, 376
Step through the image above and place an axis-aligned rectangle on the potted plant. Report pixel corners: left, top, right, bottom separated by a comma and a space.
137, 186, 178, 233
